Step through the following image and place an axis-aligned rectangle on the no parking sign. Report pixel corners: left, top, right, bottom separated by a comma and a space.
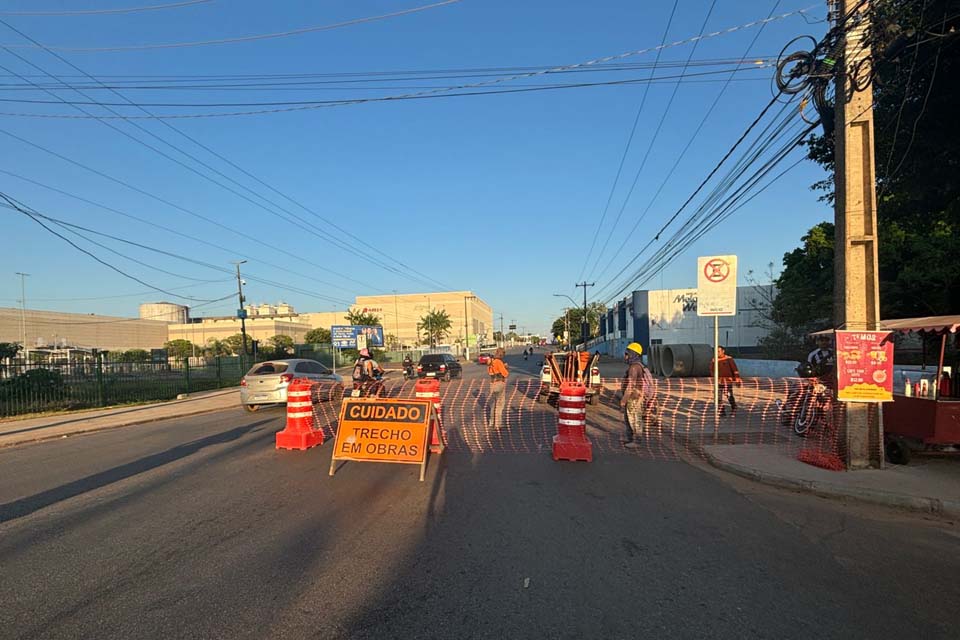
697, 255, 738, 317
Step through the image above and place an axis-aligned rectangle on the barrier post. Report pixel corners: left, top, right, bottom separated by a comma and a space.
415, 377, 445, 453
553, 381, 592, 462
276, 378, 325, 451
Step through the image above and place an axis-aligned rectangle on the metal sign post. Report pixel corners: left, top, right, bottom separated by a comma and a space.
697, 255, 738, 420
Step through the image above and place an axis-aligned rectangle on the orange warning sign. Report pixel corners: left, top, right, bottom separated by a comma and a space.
329, 398, 434, 480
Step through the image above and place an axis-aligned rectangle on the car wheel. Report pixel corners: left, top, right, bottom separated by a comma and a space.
243, 404, 260, 413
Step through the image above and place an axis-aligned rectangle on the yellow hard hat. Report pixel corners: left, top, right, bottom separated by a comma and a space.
626, 342, 643, 356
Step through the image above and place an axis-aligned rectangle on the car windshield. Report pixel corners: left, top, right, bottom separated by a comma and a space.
248, 362, 288, 375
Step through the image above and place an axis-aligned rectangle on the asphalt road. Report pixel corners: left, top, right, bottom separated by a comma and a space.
1, 350, 958, 639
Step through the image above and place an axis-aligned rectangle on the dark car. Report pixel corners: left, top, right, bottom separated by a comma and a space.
417, 353, 462, 381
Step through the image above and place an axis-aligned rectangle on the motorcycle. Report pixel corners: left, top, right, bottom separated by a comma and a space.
776, 363, 834, 437
402, 362, 416, 381
351, 372, 386, 398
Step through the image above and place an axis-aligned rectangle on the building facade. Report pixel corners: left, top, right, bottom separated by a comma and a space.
352, 291, 493, 349
166, 316, 313, 346
0, 307, 170, 351
594, 285, 775, 357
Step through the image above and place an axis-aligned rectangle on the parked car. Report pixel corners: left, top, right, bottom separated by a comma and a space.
240, 359, 343, 412
476, 353, 492, 365
417, 353, 462, 381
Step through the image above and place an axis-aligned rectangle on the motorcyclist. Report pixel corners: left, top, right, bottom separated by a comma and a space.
402, 353, 414, 378
352, 348, 384, 395
807, 335, 835, 380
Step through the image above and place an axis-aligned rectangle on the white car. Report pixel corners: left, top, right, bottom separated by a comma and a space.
239, 359, 343, 412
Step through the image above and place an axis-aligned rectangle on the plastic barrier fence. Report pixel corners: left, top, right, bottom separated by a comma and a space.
302, 377, 852, 467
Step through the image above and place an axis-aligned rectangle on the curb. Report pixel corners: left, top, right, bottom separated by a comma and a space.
0, 403, 244, 449
703, 450, 960, 518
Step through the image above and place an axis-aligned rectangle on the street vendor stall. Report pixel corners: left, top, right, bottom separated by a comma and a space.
879, 315, 960, 464
812, 315, 960, 464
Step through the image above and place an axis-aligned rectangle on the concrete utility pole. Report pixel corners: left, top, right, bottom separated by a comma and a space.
232, 261, 248, 357
575, 282, 594, 344
15, 272, 28, 354
499, 313, 504, 348
463, 295, 476, 359
834, 0, 882, 469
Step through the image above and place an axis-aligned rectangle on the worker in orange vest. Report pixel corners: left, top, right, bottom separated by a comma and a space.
710, 346, 742, 417
487, 348, 510, 428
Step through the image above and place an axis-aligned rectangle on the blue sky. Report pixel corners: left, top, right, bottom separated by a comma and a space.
0, 0, 831, 335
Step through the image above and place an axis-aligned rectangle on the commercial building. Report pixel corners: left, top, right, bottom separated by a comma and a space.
352, 291, 493, 349
139, 302, 189, 324
0, 307, 170, 352
166, 316, 314, 346
592, 285, 775, 356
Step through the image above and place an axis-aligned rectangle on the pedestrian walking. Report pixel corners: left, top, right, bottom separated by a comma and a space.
710, 346, 742, 416
619, 342, 653, 449
487, 347, 509, 428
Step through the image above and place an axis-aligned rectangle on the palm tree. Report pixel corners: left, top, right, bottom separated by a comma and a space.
419, 309, 452, 347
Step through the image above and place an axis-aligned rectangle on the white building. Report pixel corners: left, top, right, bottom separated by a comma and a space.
592, 285, 775, 357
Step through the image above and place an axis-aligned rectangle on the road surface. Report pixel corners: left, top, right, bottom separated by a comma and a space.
1, 351, 957, 639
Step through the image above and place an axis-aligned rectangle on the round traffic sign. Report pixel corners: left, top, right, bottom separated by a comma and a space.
703, 258, 730, 283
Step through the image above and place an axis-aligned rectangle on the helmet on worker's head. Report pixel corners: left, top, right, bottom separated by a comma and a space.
359, 348, 370, 358
626, 342, 643, 356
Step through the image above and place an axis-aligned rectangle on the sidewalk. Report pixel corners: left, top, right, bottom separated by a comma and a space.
704, 443, 960, 518
0, 388, 241, 448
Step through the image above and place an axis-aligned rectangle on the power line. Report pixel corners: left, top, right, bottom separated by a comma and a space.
2, 191, 218, 303
584, 0, 717, 282
0, 66, 778, 106
0, 6, 819, 119
0, 1, 213, 16
0, 0, 463, 51
589, 0, 785, 286
0, 18, 451, 292
577, 0, 679, 281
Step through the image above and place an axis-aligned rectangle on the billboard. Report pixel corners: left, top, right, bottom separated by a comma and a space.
331, 325, 384, 349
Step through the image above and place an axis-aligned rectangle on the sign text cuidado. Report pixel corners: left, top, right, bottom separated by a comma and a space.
331, 399, 432, 470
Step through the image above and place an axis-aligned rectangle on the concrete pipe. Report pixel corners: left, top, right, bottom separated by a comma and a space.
689, 344, 714, 377
662, 344, 694, 377
651, 344, 664, 377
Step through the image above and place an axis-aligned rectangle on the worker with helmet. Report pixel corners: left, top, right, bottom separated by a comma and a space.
619, 342, 653, 449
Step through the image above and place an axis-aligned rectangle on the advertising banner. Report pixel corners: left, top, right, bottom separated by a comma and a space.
331, 325, 384, 348
836, 330, 894, 402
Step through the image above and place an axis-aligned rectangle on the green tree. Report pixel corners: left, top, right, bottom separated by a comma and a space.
304, 327, 331, 344
203, 339, 231, 358
551, 303, 606, 341
419, 309, 452, 346
224, 333, 247, 355
268, 335, 294, 356
122, 349, 151, 363
0, 342, 22, 360
801, 0, 959, 319
164, 339, 195, 359
346, 309, 381, 327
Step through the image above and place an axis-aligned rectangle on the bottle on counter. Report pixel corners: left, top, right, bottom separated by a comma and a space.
905, 377, 912, 397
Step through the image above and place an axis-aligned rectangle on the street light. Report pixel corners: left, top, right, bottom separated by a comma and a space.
553, 294, 578, 350
463, 295, 477, 360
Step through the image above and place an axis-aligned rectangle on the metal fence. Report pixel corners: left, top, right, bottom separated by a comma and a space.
0, 355, 256, 418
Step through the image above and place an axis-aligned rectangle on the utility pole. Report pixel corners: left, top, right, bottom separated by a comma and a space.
232, 261, 248, 357
834, 0, 882, 469
575, 281, 595, 345
15, 272, 28, 355
463, 294, 476, 359
499, 313, 504, 348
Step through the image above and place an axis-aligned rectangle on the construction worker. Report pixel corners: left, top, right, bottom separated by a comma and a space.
619, 342, 652, 449
710, 346, 742, 417
487, 347, 509, 428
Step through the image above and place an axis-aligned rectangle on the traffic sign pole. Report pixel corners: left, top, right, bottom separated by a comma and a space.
714, 317, 719, 420
697, 255, 738, 422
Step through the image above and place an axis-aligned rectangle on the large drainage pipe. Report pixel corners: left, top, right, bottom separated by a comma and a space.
661, 343, 714, 377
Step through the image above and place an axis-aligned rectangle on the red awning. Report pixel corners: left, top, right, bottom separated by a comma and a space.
811, 315, 960, 336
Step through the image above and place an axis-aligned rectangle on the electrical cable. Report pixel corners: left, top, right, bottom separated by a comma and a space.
0, 0, 463, 51
577, 0, 680, 281
2, 191, 217, 302
0, 6, 819, 120
584, 0, 718, 282
0, 1, 213, 16
588, 0, 784, 286
0, 18, 452, 292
